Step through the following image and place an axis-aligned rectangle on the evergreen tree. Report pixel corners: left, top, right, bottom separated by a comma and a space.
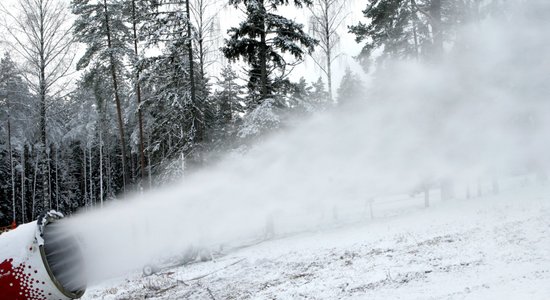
217, 65, 245, 126
73, 0, 132, 191
0, 53, 34, 224
336, 68, 364, 104
349, 0, 429, 70
278, 77, 312, 112
310, 77, 330, 104
198, 65, 245, 155
141, 0, 211, 169
222, 0, 318, 104
139, 41, 197, 174
282, 77, 330, 113
350, 0, 481, 69
123, 0, 154, 184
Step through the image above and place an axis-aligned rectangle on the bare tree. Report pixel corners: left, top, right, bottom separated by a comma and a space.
308, 0, 348, 102
1, 0, 75, 210
190, 0, 222, 82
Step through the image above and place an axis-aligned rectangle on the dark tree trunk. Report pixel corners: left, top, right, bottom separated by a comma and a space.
186, 0, 203, 148
103, 0, 128, 192
324, 3, 333, 102
131, 0, 147, 185
429, 0, 443, 57
260, 23, 268, 100
410, 0, 420, 60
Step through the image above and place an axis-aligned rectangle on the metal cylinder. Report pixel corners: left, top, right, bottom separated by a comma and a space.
0, 211, 86, 300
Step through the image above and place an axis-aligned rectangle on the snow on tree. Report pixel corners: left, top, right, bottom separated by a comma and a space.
0, 53, 38, 224
73, 0, 132, 191
222, 0, 318, 105
1, 0, 76, 215
237, 98, 281, 139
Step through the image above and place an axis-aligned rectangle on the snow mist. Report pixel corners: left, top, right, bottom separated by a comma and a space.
63, 0, 550, 282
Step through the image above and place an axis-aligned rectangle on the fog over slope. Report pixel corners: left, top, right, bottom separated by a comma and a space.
63, 0, 550, 281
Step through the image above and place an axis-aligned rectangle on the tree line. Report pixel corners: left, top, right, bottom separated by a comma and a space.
0, 0, 502, 225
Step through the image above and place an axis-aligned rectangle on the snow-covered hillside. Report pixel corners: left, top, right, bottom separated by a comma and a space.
83, 183, 550, 299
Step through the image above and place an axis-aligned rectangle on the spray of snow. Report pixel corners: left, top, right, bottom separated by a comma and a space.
62, 0, 550, 282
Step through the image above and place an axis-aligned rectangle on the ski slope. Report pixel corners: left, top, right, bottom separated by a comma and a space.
82, 180, 550, 299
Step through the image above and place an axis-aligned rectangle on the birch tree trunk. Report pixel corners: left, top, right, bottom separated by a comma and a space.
190, 0, 220, 83
308, 0, 348, 102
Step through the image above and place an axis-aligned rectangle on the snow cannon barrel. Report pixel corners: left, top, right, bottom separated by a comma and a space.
0, 211, 86, 300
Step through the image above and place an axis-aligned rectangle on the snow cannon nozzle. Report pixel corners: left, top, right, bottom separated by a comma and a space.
0, 210, 86, 300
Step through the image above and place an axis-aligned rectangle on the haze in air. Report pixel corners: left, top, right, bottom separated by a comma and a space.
0, 0, 549, 299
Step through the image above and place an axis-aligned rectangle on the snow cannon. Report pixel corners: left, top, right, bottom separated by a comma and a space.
0, 211, 86, 300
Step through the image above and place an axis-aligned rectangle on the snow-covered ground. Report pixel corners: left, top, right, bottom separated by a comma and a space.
82, 181, 550, 299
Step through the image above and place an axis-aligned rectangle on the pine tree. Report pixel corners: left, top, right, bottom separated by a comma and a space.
139, 40, 198, 174
126, 0, 150, 184
336, 68, 364, 104
310, 77, 330, 104
222, 0, 318, 104
349, 0, 476, 69
349, 0, 428, 70
73, 0, 131, 191
141, 0, 211, 168
217, 65, 244, 125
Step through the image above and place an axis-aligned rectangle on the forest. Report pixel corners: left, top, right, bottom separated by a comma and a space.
0, 0, 519, 226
